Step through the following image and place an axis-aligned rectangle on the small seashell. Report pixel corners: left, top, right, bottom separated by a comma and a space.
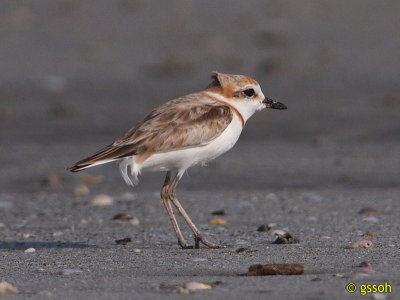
364, 230, 378, 237
363, 216, 379, 223
112, 213, 133, 221
347, 240, 373, 249
74, 184, 90, 196
272, 232, 300, 244
129, 217, 140, 226
0, 281, 19, 294
184, 281, 212, 291
24, 248, 36, 253
115, 238, 132, 245
91, 194, 113, 206
269, 229, 286, 236
208, 218, 227, 225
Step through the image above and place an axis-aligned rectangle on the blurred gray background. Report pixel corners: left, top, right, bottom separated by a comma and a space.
1, 0, 399, 192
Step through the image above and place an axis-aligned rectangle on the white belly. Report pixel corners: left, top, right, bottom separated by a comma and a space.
140, 114, 243, 172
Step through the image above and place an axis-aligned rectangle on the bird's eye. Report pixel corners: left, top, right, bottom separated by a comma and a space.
243, 88, 255, 97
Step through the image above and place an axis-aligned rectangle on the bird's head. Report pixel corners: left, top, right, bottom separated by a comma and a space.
206, 72, 287, 120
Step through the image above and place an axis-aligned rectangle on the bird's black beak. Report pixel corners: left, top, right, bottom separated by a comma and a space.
263, 97, 287, 110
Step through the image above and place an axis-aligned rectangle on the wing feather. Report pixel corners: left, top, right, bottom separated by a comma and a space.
70, 94, 233, 172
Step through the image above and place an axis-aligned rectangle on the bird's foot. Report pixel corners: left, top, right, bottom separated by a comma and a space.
178, 240, 194, 249
194, 235, 220, 249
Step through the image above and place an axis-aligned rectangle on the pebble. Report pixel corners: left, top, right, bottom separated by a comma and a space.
74, 184, 90, 196
115, 238, 132, 245
0, 281, 19, 294
235, 247, 256, 253
247, 264, 304, 276
91, 194, 113, 206
24, 247, 36, 253
113, 213, 133, 221
112, 214, 140, 226
133, 248, 141, 253
272, 232, 300, 244
311, 277, 322, 282
208, 218, 227, 225
358, 208, 381, 216
211, 209, 226, 216
235, 247, 249, 253
306, 216, 318, 222
346, 240, 373, 249
364, 230, 378, 237
359, 261, 372, 268
257, 224, 271, 232
129, 217, 140, 226
184, 281, 212, 291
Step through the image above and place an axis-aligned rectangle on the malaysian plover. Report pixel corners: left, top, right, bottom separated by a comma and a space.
70, 72, 287, 249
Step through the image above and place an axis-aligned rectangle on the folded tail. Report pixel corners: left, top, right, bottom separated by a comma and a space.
69, 143, 138, 172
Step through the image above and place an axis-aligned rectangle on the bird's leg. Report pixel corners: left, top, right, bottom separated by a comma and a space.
161, 172, 192, 249
168, 173, 219, 249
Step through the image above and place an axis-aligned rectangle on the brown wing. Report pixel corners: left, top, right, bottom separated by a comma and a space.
70, 94, 233, 171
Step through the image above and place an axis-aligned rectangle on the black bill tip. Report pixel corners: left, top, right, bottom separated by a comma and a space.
263, 97, 287, 110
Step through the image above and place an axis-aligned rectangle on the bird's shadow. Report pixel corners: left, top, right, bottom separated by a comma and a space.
0, 241, 95, 250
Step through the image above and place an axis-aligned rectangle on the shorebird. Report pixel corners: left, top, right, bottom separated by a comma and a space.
70, 72, 287, 249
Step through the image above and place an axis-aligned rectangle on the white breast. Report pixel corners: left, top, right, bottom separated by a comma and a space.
140, 114, 243, 173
